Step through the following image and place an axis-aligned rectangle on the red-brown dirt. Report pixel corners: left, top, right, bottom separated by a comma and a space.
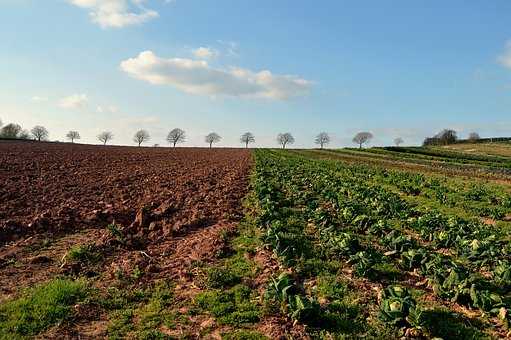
0, 140, 254, 337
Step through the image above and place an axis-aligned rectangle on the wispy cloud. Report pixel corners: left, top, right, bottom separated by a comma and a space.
59, 94, 88, 109
498, 40, 511, 69
97, 105, 119, 113
193, 47, 218, 60
31, 96, 48, 102
120, 51, 312, 100
68, 0, 159, 28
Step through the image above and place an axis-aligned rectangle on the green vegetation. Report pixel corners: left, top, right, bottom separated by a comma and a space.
195, 284, 261, 326
104, 281, 180, 340
250, 149, 511, 337
0, 278, 88, 337
67, 243, 102, 264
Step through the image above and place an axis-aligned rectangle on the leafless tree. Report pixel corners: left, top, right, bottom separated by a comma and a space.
240, 132, 255, 148
0, 123, 23, 139
277, 132, 295, 149
167, 128, 186, 147
205, 132, 221, 148
31, 125, 49, 142
352, 132, 373, 149
315, 132, 330, 149
66, 131, 80, 143
468, 132, 480, 142
97, 131, 114, 145
394, 137, 404, 146
133, 129, 150, 147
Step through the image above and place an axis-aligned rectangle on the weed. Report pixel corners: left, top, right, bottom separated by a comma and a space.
67, 244, 102, 264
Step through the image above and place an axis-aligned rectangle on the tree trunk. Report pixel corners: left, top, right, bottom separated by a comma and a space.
173, 142, 177, 147
359, 142, 362, 149
210, 142, 212, 148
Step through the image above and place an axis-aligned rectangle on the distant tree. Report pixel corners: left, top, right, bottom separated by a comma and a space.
240, 132, 255, 148
277, 132, 295, 149
0, 119, 2, 128
167, 128, 186, 147
66, 131, 80, 143
97, 131, 114, 145
133, 129, 150, 147
352, 132, 373, 149
205, 132, 221, 148
31, 125, 49, 142
394, 137, 404, 146
0, 123, 23, 139
315, 132, 330, 149
435, 129, 457, 145
468, 132, 480, 142
19, 129, 30, 140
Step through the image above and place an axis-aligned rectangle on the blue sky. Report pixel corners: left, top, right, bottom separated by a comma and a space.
1, 0, 511, 147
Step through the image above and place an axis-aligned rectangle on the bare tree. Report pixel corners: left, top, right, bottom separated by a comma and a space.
277, 132, 295, 149
133, 129, 150, 147
352, 132, 373, 149
240, 132, 255, 148
31, 125, 49, 142
167, 128, 186, 147
97, 131, 114, 145
66, 131, 81, 143
468, 132, 480, 142
0, 123, 23, 139
205, 132, 221, 148
315, 132, 330, 149
394, 137, 404, 146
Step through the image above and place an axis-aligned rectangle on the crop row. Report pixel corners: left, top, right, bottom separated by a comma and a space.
253, 149, 511, 337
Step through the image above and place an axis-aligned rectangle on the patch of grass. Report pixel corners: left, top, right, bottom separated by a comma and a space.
316, 275, 348, 301
105, 282, 179, 339
205, 266, 242, 289
195, 284, 260, 326
67, 244, 102, 264
0, 278, 88, 337
420, 308, 487, 339
222, 329, 269, 340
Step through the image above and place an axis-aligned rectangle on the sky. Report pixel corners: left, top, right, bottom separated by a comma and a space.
1, 0, 511, 148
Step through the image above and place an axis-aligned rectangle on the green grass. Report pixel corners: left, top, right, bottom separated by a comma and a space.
67, 244, 102, 264
195, 284, 261, 326
0, 278, 88, 337
105, 281, 179, 340
222, 330, 269, 340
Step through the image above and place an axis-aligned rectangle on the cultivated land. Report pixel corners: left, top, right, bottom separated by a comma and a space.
1, 141, 511, 339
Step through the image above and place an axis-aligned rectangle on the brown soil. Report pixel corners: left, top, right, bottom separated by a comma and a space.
0, 140, 254, 337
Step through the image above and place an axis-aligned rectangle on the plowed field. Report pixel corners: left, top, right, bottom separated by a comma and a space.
0, 141, 254, 338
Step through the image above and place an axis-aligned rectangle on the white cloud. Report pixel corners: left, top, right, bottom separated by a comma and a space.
31, 96, 48, 102
68, 0, 158, 28
59, 94, 88, 109
193, 47, 218, 59
97, 105, 119, 113
120, 51, 311, 100
498, 40, 511, 69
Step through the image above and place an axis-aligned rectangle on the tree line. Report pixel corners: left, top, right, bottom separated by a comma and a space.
0, 119, 384, 148
2, 117, 484, 149
422, 129, 480, 146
